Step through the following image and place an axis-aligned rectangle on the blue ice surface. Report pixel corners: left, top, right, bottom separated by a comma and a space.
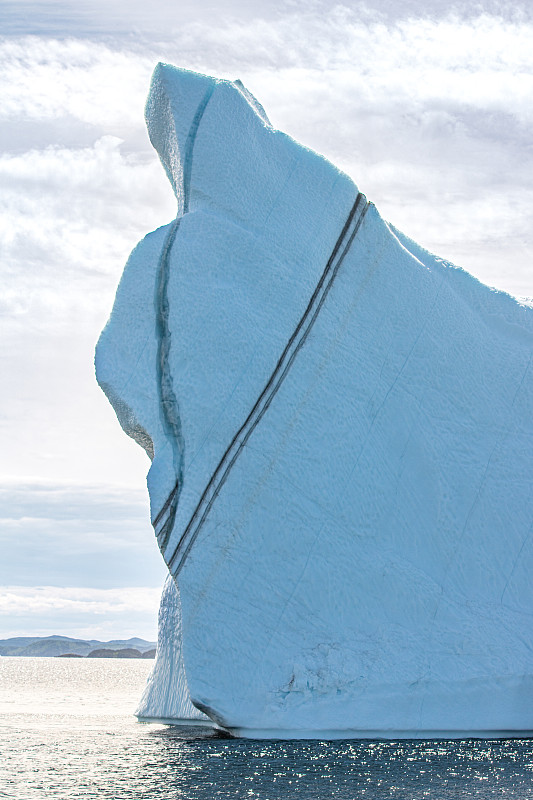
96, 64, 533, 738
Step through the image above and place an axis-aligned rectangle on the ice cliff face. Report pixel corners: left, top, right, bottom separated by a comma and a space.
136, 575, 210, 724
96, 63, 533, 738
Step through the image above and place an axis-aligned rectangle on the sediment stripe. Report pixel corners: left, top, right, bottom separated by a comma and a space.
153, 84, 216, 553
166, 192, 370, 574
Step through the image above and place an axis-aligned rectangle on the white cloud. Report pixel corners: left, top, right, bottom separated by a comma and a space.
2, 14, 532, 305
0, 37, 153, 128
0, 585, 162, 640
0, 585, 161, 615
3, 14, 533, 128
0, 136, 174, 321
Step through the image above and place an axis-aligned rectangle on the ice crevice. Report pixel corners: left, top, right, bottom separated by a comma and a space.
153, 83, 215, 553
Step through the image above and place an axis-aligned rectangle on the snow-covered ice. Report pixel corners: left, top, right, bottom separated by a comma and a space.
96, 63, 533, 738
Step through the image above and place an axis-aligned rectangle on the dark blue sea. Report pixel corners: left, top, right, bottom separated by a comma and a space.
1, 657, 532, 799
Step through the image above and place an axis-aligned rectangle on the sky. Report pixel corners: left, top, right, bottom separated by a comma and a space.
1, 0, 532, 640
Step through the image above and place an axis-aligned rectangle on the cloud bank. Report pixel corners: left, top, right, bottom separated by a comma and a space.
1, 2, 531, 635
0, 480, 166, 638
0, 480, 166, 587
0, 585, 161, 640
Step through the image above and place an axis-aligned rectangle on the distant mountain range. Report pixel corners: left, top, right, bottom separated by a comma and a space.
0, 635, 156, 658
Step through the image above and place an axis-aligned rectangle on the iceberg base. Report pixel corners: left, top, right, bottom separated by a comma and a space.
224, 728, 533, 741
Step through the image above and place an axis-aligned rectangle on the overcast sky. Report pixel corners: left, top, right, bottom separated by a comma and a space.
1, 0, 532, 640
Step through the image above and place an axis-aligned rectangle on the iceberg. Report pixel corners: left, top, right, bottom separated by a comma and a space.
96, 63, 533, 738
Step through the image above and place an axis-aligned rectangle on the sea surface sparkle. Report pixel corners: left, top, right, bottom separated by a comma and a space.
1, 657, 532, 799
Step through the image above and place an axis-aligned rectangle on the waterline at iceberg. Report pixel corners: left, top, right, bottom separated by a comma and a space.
96, 63, 533, 738
135, 575, 211, 726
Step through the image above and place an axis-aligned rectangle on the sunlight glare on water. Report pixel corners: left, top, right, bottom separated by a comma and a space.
1, 658, 533, 799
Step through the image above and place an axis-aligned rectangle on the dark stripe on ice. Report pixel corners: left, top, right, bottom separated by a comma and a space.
153, 83, 215, 553
167, 191, 370, 574
152, 479, 180, 528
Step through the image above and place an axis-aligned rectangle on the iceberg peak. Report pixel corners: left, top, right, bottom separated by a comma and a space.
97, 64, 533, 738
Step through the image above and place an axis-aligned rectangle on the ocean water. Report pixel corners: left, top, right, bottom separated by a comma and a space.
1, 658, 533, 799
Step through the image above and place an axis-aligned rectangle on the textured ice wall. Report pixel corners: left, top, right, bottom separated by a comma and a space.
136, 575, 211, 724
97, 63, 533, 737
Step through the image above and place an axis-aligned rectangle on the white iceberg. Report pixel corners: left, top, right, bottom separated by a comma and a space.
96, 63, 533, 738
